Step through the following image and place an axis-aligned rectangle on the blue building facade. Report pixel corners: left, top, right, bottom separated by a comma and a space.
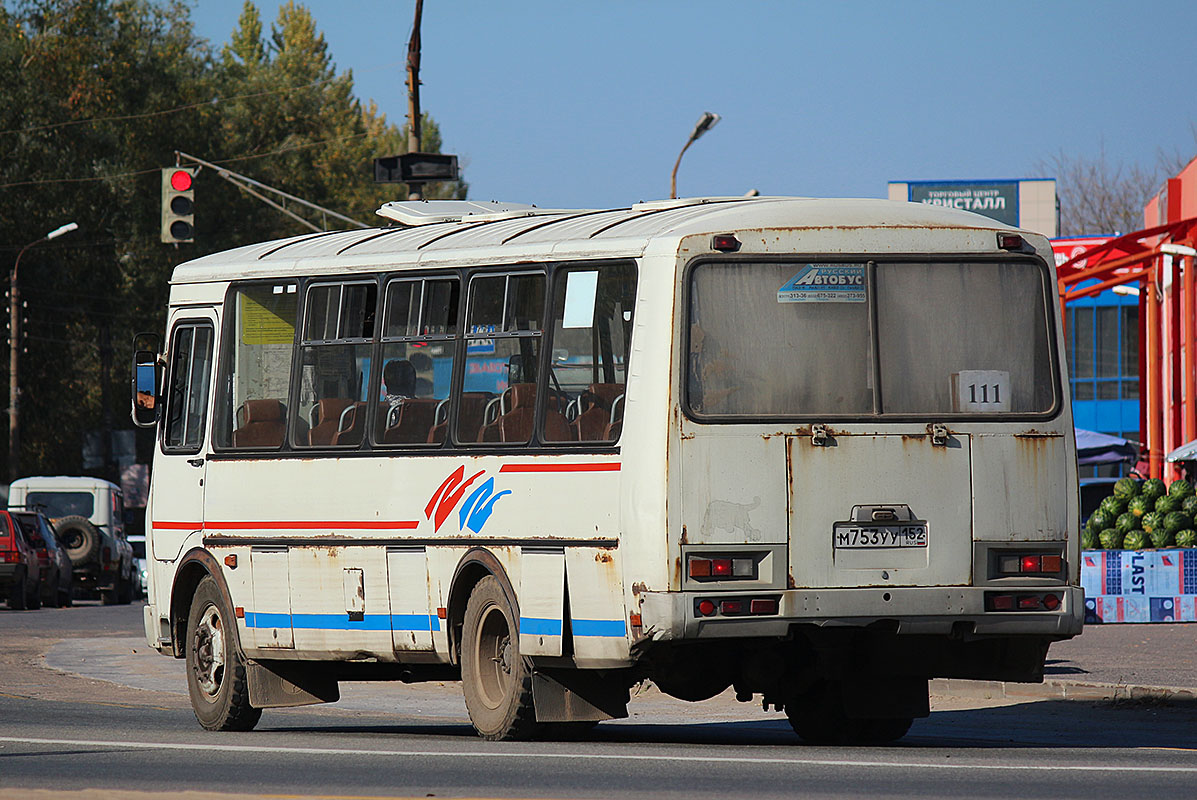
1066, 283, 1140, 477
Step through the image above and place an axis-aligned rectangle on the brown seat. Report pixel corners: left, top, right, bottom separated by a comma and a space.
574, 383, 624, 442
492, 383, 537, 443
332, 401, 366, 446
439, 391, 491, 444
309, 398, 355, 446
233, 399, 286, 448
381, 398, 438, 444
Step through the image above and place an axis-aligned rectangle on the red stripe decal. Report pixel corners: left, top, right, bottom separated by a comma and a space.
499, 463, 620, 473
210, 520, 420, 530
153, 521, 202, 530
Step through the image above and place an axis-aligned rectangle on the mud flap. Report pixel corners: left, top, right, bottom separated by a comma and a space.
532, 668, 629, 723
519, 547, 565, 656
247, 660, 340, 708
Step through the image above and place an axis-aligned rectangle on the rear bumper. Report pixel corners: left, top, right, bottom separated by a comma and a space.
639, 585, 1085, 640
0, 563, 24, 584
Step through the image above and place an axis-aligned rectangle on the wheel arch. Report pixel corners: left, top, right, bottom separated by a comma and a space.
169, 548, 239, 659
446, 547, 519, 665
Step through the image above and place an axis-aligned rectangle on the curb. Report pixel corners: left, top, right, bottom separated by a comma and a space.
931, 677, 1197, 704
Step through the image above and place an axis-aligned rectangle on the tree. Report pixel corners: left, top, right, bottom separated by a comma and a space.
0, 0, 465, 482
1038, 145, 1164, 237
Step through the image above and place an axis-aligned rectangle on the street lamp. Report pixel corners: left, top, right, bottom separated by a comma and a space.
670, 111, 721, 200
9, 221, 78, 478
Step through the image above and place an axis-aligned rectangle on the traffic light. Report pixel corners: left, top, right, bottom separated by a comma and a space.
161, 167, 196, 243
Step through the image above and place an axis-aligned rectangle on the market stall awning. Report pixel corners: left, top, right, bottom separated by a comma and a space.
1076, 428, 1139, 466
1166, 438, 1197, 462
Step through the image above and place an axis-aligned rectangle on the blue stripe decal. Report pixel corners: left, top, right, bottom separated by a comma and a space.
519, 617, 563, 636
244, 612, 440, 632
573, 618, 627, 638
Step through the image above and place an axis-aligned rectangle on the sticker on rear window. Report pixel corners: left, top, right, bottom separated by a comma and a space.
778, 264, 865, 303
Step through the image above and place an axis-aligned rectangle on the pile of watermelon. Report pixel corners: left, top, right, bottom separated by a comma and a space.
1083, 477, 1197, 550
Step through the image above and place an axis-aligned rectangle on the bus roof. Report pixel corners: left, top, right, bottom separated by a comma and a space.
170, 196, 1021, 285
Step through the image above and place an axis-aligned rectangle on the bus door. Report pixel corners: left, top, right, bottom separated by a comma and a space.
152, 310, 217, 566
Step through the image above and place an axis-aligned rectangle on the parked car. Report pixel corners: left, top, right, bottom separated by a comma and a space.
126, 533, 147, 598
12, 511, 73, 607
0, 510, 42, 609
7, 476, 135, 605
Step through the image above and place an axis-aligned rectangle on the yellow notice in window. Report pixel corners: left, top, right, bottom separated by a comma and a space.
239, 286, 296, 345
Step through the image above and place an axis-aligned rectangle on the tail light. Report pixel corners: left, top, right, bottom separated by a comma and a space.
695, 596, 780, 618
997, 553, 1065, 576
103, 546, 112, 564
987, 592, 1064, 612
688, 555, 758, 580
0, 551, 19, 563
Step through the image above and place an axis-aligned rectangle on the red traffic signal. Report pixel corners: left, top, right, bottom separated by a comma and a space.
161, 167, 196, 243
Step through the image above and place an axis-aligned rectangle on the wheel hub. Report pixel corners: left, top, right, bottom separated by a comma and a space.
191, 605, 225, 697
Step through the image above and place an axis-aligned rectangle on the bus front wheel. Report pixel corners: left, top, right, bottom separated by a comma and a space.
185, 575, 262, 732
461, 575, 538, 741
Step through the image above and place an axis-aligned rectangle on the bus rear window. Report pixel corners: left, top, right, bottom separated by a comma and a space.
687, 259, 1055, 418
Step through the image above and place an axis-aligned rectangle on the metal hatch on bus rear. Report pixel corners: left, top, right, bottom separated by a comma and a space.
786, 429, 973, 588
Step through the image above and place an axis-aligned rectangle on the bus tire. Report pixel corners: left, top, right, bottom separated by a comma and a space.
785, 681, 913, 745
461, 575, 538, 741
186, 575, 262, 732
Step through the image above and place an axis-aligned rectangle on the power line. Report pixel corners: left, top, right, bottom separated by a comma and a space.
0, 131, 378, 190
0, 60, 404, 138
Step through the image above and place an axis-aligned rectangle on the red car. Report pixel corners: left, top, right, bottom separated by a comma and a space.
12, 511, 73, 607
1, 510, 42, 609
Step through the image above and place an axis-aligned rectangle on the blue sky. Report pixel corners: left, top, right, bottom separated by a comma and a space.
189, 1, 1197, 210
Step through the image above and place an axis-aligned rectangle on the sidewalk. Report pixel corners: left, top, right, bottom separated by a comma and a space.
931, 622, 1197, 703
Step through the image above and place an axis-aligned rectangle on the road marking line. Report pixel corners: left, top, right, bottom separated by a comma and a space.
0, 736, 1195, 772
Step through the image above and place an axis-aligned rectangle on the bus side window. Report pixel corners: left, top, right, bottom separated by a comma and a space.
543, 263, 637, 443
374, 277, 459, 446
163, 321, 214, 452
293, 280, 377, 448
459, 272, 545, 445
215, 282, 297, 449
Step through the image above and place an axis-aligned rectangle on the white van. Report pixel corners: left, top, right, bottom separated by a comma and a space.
8, 476, 135, 604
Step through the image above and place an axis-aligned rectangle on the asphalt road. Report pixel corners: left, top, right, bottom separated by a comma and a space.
2, 603, 1197, 800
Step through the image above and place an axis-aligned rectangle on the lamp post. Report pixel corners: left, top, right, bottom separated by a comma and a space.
670, 111, 721, 200
9, 222, 78, 479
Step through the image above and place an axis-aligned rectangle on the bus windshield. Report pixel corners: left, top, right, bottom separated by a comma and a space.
687, 258, 1056, 418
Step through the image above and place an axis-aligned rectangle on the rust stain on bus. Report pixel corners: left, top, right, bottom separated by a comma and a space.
1014, 429, 1062, 438
595, 552, 613, 564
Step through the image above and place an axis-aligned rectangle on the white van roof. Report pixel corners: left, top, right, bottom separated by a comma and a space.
9, 476, 119, 492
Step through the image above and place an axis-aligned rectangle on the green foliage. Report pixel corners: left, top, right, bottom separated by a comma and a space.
0, 0, 465, 481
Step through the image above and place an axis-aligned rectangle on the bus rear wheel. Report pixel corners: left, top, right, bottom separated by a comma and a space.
461, 575, 538, 741
186, 575, 262, 732
785, 681, 913, 745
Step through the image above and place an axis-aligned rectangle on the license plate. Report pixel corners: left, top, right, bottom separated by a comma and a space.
833, 523, 928, 549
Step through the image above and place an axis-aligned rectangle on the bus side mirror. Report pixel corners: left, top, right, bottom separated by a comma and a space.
131, 332, 162, 428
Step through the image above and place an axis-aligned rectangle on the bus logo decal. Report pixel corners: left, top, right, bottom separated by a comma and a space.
425, 465, 486, 532
458, 478, 512, 534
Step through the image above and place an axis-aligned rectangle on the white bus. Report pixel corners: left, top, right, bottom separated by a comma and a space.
134, 197, 1082, 743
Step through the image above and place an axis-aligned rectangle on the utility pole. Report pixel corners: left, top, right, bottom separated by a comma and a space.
406, 0, 423, 197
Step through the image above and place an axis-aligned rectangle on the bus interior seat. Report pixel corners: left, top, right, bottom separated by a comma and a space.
309, 398, 355, 446
332, 401, 367, 446
233, 399, 287, 447
382, 398, 438, 444
574, 383, 624, 442
434, 391, 490, 444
